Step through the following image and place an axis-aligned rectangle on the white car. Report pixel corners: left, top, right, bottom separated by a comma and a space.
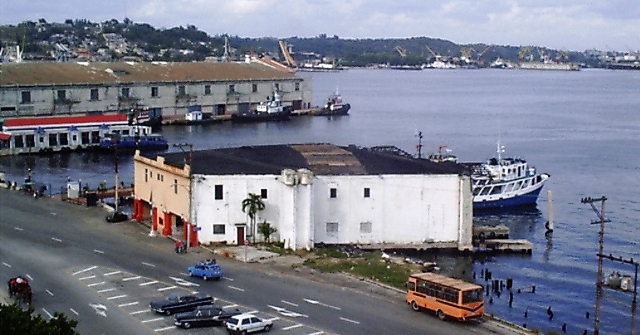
225, 313, 273, 334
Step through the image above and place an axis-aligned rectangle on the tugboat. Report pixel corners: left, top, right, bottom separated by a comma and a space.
313, 88, 351, 116
231, 92, 292, 123
471, 143, 549, 210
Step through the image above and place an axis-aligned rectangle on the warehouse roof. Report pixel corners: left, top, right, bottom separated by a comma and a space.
141, 143, 469, 176
0, 61, 297, 86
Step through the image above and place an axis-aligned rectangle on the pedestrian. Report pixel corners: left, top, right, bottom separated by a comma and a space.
547, 306, 554, 320
174, 240, 181, 253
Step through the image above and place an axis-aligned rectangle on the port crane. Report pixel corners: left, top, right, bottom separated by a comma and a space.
395, 46, 407, 57
477, 45, 491, 63
278, 40, 297, 68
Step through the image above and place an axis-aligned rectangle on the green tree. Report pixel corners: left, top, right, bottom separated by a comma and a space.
241, 193, 265, 244
0, 303, 79, 335
257, 220, 277, 243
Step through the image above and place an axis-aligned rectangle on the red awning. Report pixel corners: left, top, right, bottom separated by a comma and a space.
0, 132, 11, 141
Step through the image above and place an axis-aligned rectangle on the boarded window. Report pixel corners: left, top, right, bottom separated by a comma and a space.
213, 224, 225, 234
21, 91, 31, 104
151, 86, 159, 97
204, 85, 211, 95
326, 222, 338, 233
90, 88, 99, 100
360, 222, 372, 233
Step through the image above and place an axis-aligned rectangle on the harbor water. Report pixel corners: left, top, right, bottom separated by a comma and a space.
1, 68, 639, 334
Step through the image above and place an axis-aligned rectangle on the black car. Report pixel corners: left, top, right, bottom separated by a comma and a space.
173, 304, 242, 328
149, 292, 214, 315
105, 211, 128, 223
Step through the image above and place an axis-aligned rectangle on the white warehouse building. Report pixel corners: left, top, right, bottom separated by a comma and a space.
133, 143, 474, 251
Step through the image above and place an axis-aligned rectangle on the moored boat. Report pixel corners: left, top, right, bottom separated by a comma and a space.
471, 143, 549, 210
231, 92, 292, 123
98, 126, 168, 152
313, 89, 351, 116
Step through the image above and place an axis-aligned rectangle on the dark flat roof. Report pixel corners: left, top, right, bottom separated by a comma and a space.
142, 143, 469, 176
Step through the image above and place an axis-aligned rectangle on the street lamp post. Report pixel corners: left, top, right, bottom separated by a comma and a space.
112, 135, 120, 212
174, 143, 193, 250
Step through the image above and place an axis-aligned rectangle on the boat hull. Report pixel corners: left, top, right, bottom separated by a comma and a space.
313, 103, 350, 116
230, 111, 291, 123
473, 174, 549, 210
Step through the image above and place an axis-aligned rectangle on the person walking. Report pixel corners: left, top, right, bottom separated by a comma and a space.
174, 240, 181, 253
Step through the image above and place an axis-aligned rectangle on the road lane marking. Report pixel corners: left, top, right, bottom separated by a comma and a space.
155, 326, 176, 332
46, 289, 54, 296
107, 294, 127, 300
140, 280, 159, 286
14, 227, 23, 231
266, 317, 280, 322
69, 308, 79, 316
79, 275, 96, 281
104, 270, 121, 276
223, 304, 238, 308
142, 262, 156, 267
142, 317, 164, 323
223, 276, 234, 281
93, 249, 104, 254
282, 324, 303, 331
73, 266, 97, 275
88, 281, 106, 287
51, 237, 62, 243
307, 332, 324, 335
282, 300, 298, 307
42, 308, 54, 319
268, 305, 308, 318
228, 285, 244, 292
303, 298, 341, 310
118, 301, 139, 307
130, 310, 148, 315
26, 274, 33, 280
2, 262, 10, 268
122, 276, 142, 281
157, 285, 177, 292
97, 288, 116, 293
340, 317, 360, 324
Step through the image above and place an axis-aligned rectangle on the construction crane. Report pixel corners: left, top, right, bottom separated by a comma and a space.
278, 40, 297, 68
425, 45, 438, 58
395, 46, 407, 57
477, 45, 491, 62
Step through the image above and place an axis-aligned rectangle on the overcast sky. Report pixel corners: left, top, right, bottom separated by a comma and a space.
2, 0, 639, 52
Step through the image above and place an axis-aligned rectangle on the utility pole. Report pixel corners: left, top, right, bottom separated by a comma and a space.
416, 131, 423, 159
581, 196, 610, 335
174, 143, 193, 250
113, 135, 119, 212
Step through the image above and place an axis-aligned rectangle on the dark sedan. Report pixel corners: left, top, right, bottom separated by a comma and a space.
174, 304, 242, 328
149, 292, 214, 315
105, 211, 128, 223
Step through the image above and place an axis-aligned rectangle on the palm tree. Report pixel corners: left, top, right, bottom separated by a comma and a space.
241, 193, 265, 244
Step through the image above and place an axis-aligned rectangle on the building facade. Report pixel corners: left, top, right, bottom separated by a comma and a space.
0, 60, 312, 120
132, 144, 474, 251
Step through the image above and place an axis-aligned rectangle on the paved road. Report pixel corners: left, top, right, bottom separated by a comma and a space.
0, 187, 530, 335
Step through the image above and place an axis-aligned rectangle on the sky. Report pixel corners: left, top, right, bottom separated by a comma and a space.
1, 0, 639, 52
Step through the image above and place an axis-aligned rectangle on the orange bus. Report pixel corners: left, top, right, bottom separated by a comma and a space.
406, 272, 484, 322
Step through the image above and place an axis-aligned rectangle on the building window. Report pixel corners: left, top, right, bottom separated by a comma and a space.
295, 82, 300, 91
360, 222, 372, 233
57, 90, 66, 101
204, 85, 211, 95
90, 88, 99, 101
173, 179, 178, 194
145, 169, 148, 182
121, 87, 130, 98
326, 222, 338, 233
150, 171, 153, 178
151, 86, 159, 97
364, 187, 370, 198
213, 224, 226, 234
260, 188, 268, 199
252, 84, 258, 93
178, 85, 186, 95
329, 188, 337, 198
214, 184, 223, 200
228, 84, 235, 93
21, 91, 31, 104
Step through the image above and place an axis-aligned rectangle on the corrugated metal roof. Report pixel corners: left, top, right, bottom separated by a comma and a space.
0, 61, 297, 86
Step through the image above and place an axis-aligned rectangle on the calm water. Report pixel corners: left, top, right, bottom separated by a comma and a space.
1, 68, 639, 334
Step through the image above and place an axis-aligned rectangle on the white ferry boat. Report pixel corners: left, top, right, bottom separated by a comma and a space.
0, 114, 154, 156
472, 144, 550, 210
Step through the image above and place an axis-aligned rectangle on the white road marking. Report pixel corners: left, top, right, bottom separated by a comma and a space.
2, 262, 10, 268
69, 308, 79, 316
122, 276, 142, 281
118, 301, 139, 307
282, 324, 303, 331
73, 266, 97, 275
142, 262, 156, 267
157, 285, 177, 292
142, 317, 164, 323
130, 310, 148, 315
140, 280, 159, 286
14, 227, 23, 231
340, 317, 360, 324
79, 275, 96, 281
223, 304, 238, 308
303, 298, 341, 310
88, 281, 106, 287
42, 308, 54, 319
228, 285, 245, 292
51, 237, 62, 243
282, 300, 298, 307
104, 270, 121, 276
93, 249, 104, 254
155, 326, 176, 332
46, 289, 54, 296
97, 288, 116, 293
223, 276, 233, 281
266, 317, 280, 322
307, 332, 324, 335
268, 305, 309, 318
26, 274, 33, 280
107, 294, 128, 300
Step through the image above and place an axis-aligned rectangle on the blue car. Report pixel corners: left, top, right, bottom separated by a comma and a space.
188, 261, 223, 281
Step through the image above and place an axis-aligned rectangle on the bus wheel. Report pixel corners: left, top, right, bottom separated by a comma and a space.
411, 301, 420, 311
437, 310, 446, 321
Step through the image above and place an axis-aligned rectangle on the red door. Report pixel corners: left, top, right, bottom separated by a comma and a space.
236, 226, 245, 246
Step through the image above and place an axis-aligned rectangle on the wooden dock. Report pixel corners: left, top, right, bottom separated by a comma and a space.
476, 239, 533, 254
473, 225, 510, 239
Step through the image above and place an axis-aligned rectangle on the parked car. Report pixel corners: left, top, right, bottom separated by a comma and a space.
225, 313, 273, 334
188, 261, 223, 281
174, 304, 242, 328
149, 292, 214, 315
105, 211, 128, 223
